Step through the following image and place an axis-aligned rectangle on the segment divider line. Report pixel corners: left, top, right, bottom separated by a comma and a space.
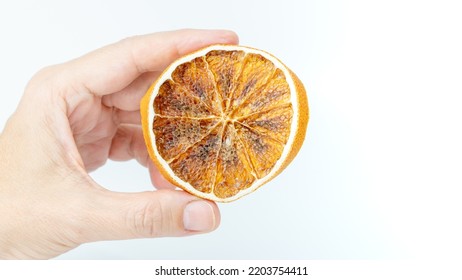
233, 122, 259, 180
166, 121, 222, 164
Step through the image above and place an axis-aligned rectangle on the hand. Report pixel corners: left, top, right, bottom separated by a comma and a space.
0, 29, 238, 259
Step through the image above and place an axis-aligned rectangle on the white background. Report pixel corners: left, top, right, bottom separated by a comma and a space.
0, 0, 461, 259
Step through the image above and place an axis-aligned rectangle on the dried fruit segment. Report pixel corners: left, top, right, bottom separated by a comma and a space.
228, 53, 276, 113
169, 127, 223, 194
171, 57, 222, 115
239, 105, 293, 144
234, 69, 291, 118
214, 124, 256, 198
153, 116, 219, 161
205, 50, 246, 111
154, 80, 214, 117
235, 122, 285, 179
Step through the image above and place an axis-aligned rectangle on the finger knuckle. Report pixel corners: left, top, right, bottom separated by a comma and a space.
28, 65, 61, 87
129, 196, 164, 238
118, 34, 141, 44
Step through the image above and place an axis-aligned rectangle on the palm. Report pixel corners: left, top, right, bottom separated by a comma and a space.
69, 94, 117, 171
66, 70, 157, 172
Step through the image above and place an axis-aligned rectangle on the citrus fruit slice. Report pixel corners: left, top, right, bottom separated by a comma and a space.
141, 45, 308, 202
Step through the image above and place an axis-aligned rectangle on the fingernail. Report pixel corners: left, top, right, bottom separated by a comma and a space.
183, 200, 215, 232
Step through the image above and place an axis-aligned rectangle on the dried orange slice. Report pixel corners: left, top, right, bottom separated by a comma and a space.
141, 45, 308, 202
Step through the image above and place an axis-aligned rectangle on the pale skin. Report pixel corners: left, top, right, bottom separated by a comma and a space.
0, 29, 239, 259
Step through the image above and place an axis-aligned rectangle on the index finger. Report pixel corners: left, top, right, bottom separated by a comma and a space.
65, 29, 239, 96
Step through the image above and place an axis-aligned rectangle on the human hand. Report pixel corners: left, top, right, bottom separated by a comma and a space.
0, 29, 238, 259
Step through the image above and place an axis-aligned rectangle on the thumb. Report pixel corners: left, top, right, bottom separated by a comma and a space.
78, 189, 220, 242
